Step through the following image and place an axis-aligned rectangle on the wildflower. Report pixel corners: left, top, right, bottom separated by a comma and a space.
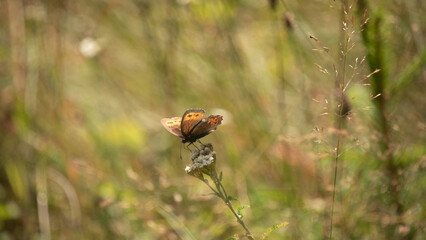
185, 143, 216, 178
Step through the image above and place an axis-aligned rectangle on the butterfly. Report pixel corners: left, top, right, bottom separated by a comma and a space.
161, 108, 223, 144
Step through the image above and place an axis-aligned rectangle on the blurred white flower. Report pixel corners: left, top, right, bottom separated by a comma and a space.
79, 37, 102, 58
304, 198, 326, 212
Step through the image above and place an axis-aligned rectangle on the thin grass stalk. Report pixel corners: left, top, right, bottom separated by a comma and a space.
329, 1, 350, 239
271, 3, 287, 129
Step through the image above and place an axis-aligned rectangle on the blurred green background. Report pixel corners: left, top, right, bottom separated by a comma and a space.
0, 0, 425, 239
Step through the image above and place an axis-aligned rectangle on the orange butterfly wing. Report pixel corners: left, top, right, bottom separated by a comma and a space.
162, 109, 223, 143
189, 115, 223, 141
161, 117, 183, 138
180, 109, 205, 139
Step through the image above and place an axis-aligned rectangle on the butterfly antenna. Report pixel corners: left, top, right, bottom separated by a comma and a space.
179, 142, 183, 161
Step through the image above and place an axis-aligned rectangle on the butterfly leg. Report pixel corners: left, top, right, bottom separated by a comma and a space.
188, 142, 200, 151
197, 140, 207, 148
183, 143, 192, 152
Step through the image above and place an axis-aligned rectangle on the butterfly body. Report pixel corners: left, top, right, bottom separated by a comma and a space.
161, 109, 223, 143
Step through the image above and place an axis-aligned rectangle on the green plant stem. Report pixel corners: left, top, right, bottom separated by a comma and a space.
205, 171, 255, 240
330, 1, 349, 239
203, 179, 220, 196
329, 118, 343, 240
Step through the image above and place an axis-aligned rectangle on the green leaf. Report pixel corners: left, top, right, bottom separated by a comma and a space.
226, 195, 238, 201
260, 221, 289, 240
236, 205, 250, 219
